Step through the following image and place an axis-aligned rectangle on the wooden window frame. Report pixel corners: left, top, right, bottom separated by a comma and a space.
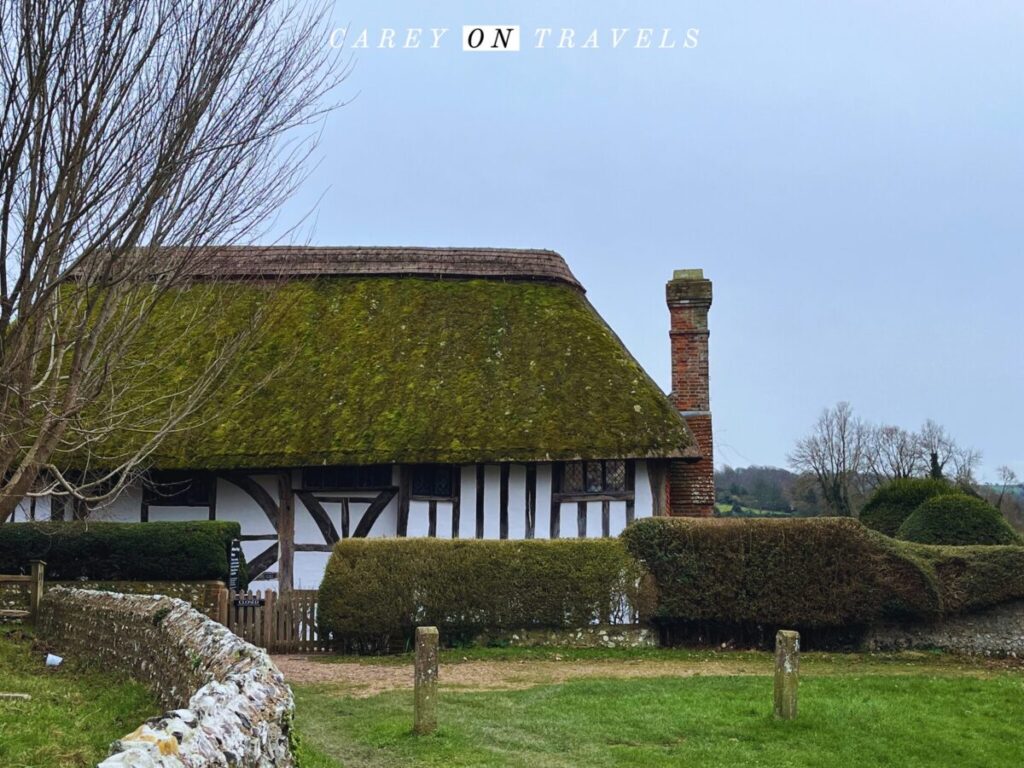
409, 464, 458, 501
552, 460, 635, 502
300, 464, 393, 493
143, 471, 215, 508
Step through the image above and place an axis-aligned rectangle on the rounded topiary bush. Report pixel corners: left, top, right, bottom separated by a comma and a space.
897, 495, 1022, 546
860, 477, 961, 537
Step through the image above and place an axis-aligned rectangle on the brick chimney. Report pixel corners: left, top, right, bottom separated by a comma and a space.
666, 269, 715, 516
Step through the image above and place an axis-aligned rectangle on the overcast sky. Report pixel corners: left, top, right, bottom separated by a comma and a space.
275, 1, 1023, 480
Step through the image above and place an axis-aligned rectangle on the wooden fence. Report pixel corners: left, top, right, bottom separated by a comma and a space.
226, 589, 331, 653
0, 560, 46, 623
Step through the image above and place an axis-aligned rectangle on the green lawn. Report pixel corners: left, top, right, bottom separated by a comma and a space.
293, 655, 1024, 768
0, 627, 159, 768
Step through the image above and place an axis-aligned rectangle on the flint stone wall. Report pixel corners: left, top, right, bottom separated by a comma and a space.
37, 587, 293, 767
2, 579, 227, 621
863, 600, 1024, 656
479, 625, 656, 649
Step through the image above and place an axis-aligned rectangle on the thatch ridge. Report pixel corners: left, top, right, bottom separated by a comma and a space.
169, 246, 583, 288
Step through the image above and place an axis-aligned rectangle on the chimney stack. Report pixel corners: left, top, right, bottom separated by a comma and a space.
666, 269, 715, 516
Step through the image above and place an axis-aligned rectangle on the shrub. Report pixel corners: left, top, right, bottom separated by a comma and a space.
898, 495, 1022, 546
860, 478, 961, 537
318, 538, 647, 651
621, 517, 1024, 632
906, 542, 1024, 614
0, 521, 246, 585
621, 517, 938, 629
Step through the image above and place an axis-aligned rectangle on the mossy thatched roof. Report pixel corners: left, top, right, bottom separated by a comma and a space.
79, 249, 695, 469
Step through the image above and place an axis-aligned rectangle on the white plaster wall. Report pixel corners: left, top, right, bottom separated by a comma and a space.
435, 501, 455, 539
9, 459, 661, 591
586, 501, 603, 538
481, 464, 502, 539
533, 463, 553, 538
457, 465, 477, 538
506, 465, 527, 539
294, 552, 331, 590
634, 460, 653, 520
406, 500, 428, 537
10, 496, 49, 522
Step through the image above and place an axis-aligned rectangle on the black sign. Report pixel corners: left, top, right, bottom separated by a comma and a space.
229, 538, 243, 592
233, 596, 264, 608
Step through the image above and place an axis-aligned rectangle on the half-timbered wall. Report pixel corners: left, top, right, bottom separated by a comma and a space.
11, 460, 664, 592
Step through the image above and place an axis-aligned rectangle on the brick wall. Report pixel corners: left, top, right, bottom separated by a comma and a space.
666, 269, 715, 516
37, 587, 294, 767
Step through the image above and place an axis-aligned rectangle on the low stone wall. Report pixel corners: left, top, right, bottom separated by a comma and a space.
3, 579, 228, 622
37, 587, 293, 767
481, 625, 657, 649
863, 600, 1024, 656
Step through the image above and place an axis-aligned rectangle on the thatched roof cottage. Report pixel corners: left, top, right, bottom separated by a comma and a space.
17, 247, 716, 590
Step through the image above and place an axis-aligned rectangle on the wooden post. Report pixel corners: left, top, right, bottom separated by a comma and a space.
263, 590, 277, 651
215, 583, 229, 626
774, 629, 800, 720
413, 626, 439, 735
28, 560, 45, 624
277, 473, 295, 593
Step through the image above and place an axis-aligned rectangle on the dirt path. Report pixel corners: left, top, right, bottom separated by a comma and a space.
273, 656, 769, 697
273, 652, 1024, 698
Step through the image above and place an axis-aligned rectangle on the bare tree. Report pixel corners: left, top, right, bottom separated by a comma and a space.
916, 419, 981, 484
995, 466, 1019, 511
0, 0, 345, 521
865, 424, 925, 482
788, 402, 869, 516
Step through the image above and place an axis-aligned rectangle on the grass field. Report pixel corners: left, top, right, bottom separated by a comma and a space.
0, 627, 159, 768
290, 649, 1024, 768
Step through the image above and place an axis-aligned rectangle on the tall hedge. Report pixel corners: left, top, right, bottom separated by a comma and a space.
621, 517, 1024, 630
898, 495, 1022, 546
318, 538, 647, 651
859, 478, 960, 537
0, 521, 245, 584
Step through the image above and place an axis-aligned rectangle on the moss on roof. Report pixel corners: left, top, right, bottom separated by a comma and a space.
76, 277, 693, 469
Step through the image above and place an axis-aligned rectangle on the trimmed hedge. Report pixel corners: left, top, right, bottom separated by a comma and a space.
859, 478, 961, 537
318, 538, 647, 651
0, 521, 245, 585
621, 517, 1024, 630
898, 495, 1022, 546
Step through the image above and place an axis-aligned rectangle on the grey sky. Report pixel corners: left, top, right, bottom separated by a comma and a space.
274, 1, 1023, 479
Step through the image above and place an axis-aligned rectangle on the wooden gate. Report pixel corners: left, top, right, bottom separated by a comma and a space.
226, 589, 331, 653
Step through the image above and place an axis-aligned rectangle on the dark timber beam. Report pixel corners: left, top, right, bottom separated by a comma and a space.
353, 487, 399, 538
475, 465, 485, 539
525, 464, 537, 539
397, 466, 411, 537
221, 474, 279, 531
499, 464, 510, 539
649, 461, 668, 517
451, 467, 461, 538
247, 544, 279, 582
295, 543, 333, 552
296, 491, 341, 544
277, 473, 295, 593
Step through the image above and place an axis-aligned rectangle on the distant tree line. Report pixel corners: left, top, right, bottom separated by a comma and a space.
717, 402, 1020, 529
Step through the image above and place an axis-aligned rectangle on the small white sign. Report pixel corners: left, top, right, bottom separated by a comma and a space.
462, 25, 520, 52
